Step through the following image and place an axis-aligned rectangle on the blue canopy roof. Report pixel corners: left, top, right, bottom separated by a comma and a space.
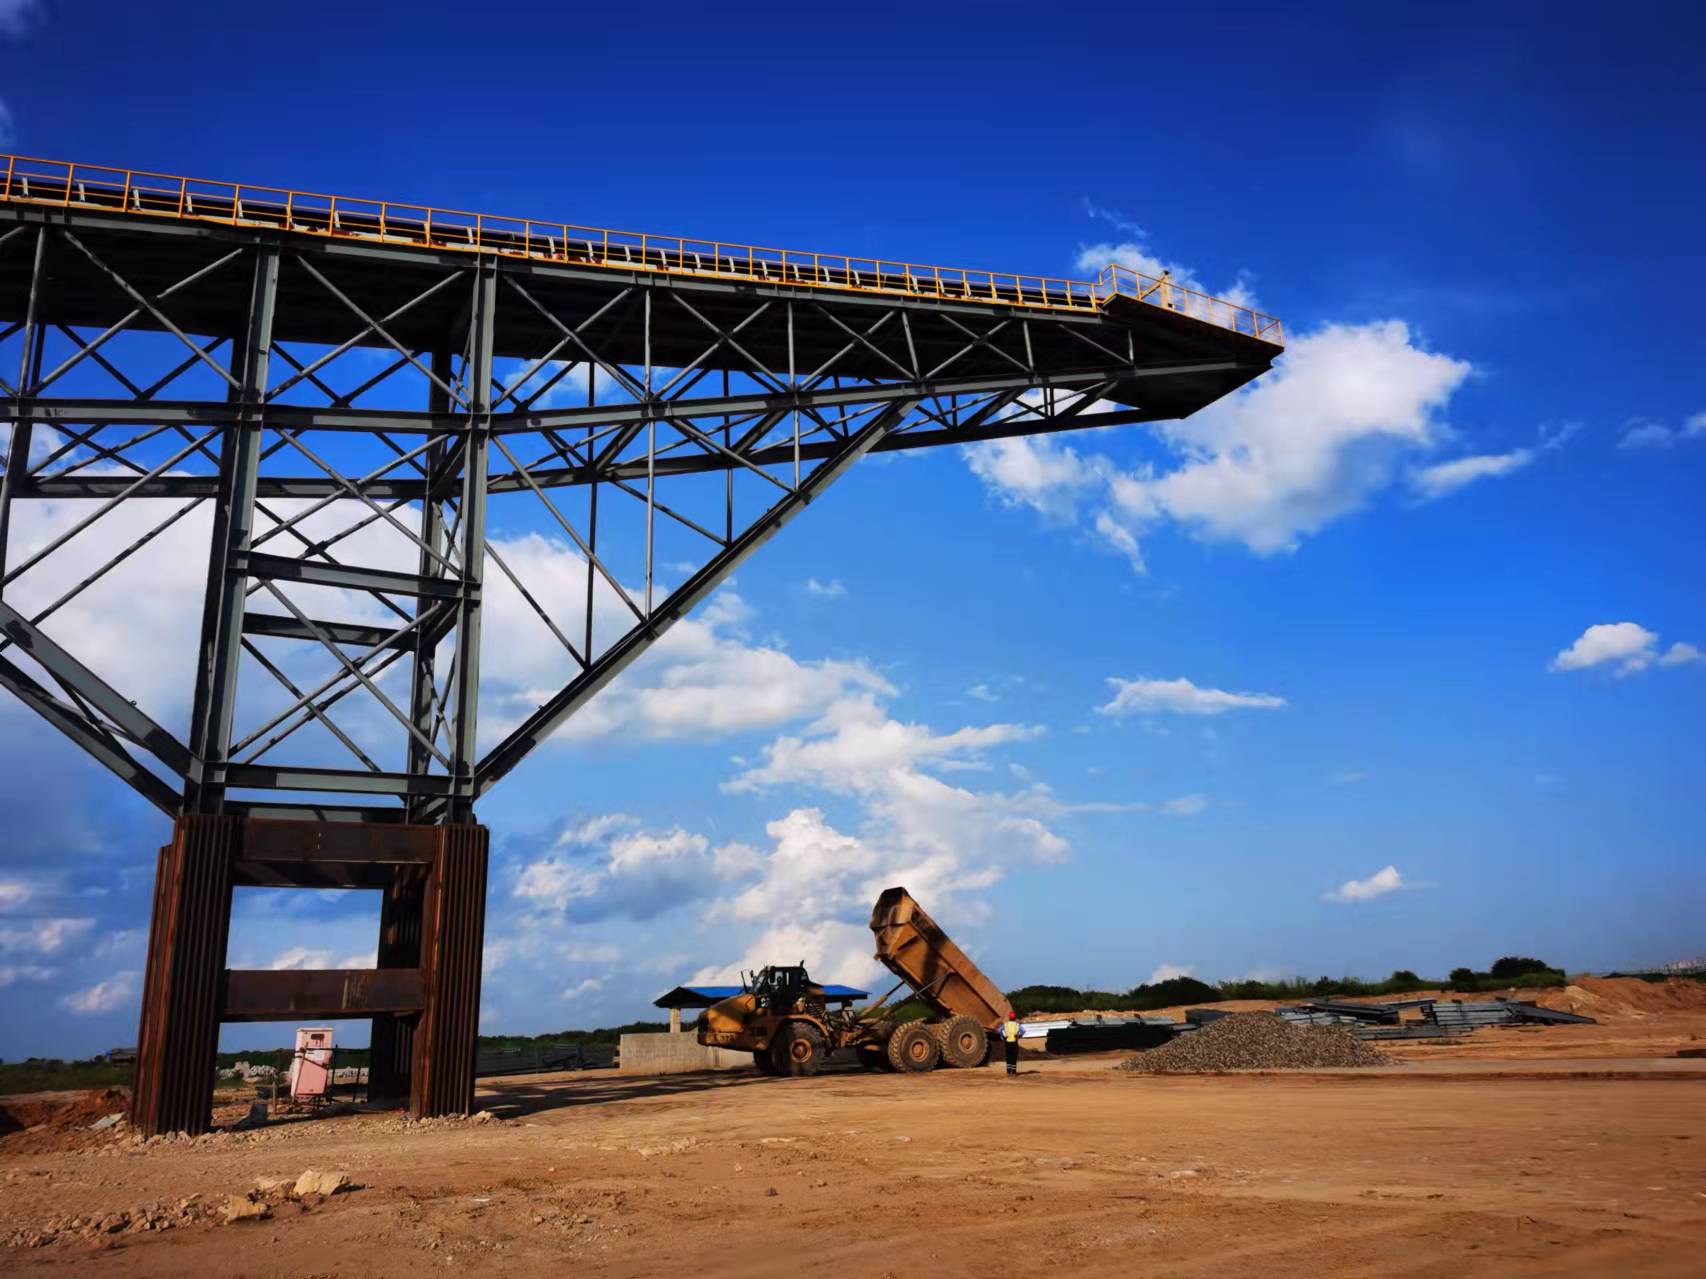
653, 983, 868, 1009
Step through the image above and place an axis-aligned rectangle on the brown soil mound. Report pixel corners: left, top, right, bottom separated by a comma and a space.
0, 1088, 128, 1151
1121, 1013, 1387, 1073
1543, 977, 1706, 1020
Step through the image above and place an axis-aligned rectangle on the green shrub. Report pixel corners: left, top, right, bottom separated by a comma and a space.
1490, 956, 1552, 979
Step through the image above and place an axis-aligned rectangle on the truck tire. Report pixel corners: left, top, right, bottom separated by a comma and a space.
938, 1015, 987, 1069
886, 1021, 941, 1073
771, 1022, 826, 1077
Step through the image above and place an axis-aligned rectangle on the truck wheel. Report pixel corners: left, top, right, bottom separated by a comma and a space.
753, 1049, 777, 1075
772, 1023, 826, 1077
886, 1021, 941, 1073
938, 1015, 987, 1069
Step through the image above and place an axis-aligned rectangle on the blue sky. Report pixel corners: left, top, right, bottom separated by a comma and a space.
1, 1, 1702, 1058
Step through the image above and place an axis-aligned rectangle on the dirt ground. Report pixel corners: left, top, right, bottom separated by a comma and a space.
3, 979, 1704, 1278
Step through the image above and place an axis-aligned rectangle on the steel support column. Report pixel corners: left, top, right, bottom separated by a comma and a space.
446, 264, 495, 822
0, 226, 46, 585
369, 867, 427, 1101
411, 823, 489, 1116
130, 814, 239, 1137
128, 816, 485, 1134
184, 242, 278, 811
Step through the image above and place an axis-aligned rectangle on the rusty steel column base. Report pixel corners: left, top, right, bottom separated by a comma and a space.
369, 869, 427, 1103
411, 824, 490, 1117
131, 815, 239, 1138
128, 817, 488, 1136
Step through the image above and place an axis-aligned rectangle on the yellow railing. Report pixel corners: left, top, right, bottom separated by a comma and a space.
0, 154, 1282, 346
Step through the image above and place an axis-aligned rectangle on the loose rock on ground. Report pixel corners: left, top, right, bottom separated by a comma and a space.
1122, 1012, 1388, 1072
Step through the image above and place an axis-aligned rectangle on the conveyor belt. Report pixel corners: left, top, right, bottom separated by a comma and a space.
0, 153, 1283, 344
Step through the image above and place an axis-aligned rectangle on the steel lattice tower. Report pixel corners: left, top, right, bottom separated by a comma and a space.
0, 156, 1281, 1132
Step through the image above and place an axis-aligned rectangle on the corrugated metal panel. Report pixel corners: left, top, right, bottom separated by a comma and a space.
1428, 1001, 1516, 1027
411, 823, 489, 1118
1356, 1024, 1470, 1041
1276, 1008, 1353, 1027
370, 868, 427, 1100
1302, 999, 1400, 1023
1502, 1001, 1597, 1025
130, 815, 239, 1137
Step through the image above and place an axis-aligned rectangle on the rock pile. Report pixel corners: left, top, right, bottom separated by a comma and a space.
6, 1196, 217, 1248
5, 1170, 356, 1248
1121, 1013, 1388, 1072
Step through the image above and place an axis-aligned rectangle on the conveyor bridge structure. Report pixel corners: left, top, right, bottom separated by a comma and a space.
0, 155, 1283, 1134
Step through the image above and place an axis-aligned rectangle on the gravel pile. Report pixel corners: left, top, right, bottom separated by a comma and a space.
1121, 1013, 1388, 1072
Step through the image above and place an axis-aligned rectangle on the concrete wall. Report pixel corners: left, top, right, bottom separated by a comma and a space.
618, 1031, 752, 1076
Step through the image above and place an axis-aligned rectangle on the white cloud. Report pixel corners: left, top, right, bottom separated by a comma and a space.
677, 680, 1091, 987
1091, 509, 1147, 573
1409, 422, 1576, 501
1660, 641, 1702, 668
554, 813, 637, 848
562, 977, 604, 1000
711, 808, 877, 928
1618, 412, 1706, 450
269, 946, 336, 970
1546, 622, 1699, 677
0, 880, 31, 913
0, 0, 41, 38
1122, 322, 1471, 553
1409, 447, 1535, 500
560, 942, 624, 965
63, 970, 139, 1015
514, 820, 733, 924
1078, 198, 1148, 239
0, 963, 54, 989
729, 695, 1042, 791
0, 917, 93, 955
1098, 676, 1286, 717
964, 434, 1106, 521
694, 917, 884, 989
1325, 865, 1406, 903
482, 571, 892, 748
967, 683, 997, 703
967, 320, 1475, 565
337, 951, 376, 969
1327, 770, 1370, 787
1148, 962, 1194, 983
1158, 793, 1208, 817
804, 577, 847, 599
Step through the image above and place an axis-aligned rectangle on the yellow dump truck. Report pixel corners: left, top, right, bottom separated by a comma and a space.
697, 887, 1014, 1076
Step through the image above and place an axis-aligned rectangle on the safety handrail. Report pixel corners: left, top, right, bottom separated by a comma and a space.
0, 153, 1282, 346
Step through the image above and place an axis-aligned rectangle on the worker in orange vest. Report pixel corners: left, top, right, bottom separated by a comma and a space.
1002, 1011, 1021, 1076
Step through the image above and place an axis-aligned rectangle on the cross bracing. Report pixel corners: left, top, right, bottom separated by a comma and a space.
0, 168, 1280, 827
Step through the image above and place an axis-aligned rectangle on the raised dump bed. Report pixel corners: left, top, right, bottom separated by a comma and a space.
869, 888, 1013, 1031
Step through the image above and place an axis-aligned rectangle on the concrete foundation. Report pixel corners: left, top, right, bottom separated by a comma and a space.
619, 1032, 752, 1076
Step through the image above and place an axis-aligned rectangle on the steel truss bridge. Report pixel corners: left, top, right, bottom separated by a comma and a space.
0, 155, 1281, 1132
